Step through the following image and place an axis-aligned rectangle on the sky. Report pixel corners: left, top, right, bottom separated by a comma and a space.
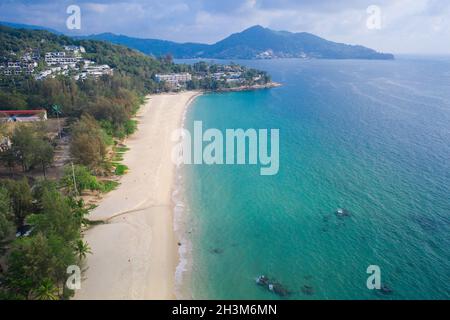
0, 0, 449, 54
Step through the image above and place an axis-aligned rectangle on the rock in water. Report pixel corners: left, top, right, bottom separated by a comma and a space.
301, 284, 314, 295
335, 208, 351, 218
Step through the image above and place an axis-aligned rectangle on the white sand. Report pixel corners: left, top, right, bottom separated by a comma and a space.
74, 91, 201, 300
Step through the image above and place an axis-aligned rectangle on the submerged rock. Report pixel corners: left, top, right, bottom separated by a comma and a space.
380, 284, 393, 295
335, 208, 351, 218
256, 275, 291, 297
271, 283, 290, 297
256, 275, 270, 286
301, 284, 314, 295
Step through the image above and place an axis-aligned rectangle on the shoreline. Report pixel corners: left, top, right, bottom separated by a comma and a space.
74, 91, 201, 300
213, 81, 282, 93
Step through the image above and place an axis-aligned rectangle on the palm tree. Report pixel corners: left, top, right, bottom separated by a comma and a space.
32, 279, 59, 300
75, 239, 92, 260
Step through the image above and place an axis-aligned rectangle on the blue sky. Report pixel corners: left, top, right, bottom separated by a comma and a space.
1, 0, 449, 54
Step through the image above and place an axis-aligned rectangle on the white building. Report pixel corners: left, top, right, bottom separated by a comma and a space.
82, 64, 114, 78
7, 61, 21, 68
226, 78, 241, 84
155, 73, 192, 83
212, 72, 225, 80
75, 60, 112, 80
45, 52, 80, 66
155, 73, 192, 87
64, 45, 86, 55
1, 60, 37, 76
35, 69, 52, 80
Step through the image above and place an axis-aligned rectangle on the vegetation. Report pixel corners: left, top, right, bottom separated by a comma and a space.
69, 115, 107, 170
0, 181, 89, 300
0, 26, 159, 300
61, 164, 102, 195
114, 163, 128, 176
114, 146, 130, 153
99, 180, 119, 193
0, 25, 274, 300
74, 239, 92, 261
0, 187, 14, 244
1, 178, 33, 228
0, 123, 55, 176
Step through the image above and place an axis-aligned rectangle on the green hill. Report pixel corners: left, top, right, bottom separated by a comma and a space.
0, 25, 177, 92
78, 25, 394, 60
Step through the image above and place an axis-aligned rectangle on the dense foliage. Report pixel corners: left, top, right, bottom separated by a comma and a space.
0, 25, 274, 300
0, 26, 153, 299
0, 181, 89, 299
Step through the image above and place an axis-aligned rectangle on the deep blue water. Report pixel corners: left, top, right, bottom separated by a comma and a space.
177, 57, 450, 299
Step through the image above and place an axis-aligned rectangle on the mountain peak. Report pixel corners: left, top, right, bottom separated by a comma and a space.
242, 25, 267, 32
213, 25, 393, 60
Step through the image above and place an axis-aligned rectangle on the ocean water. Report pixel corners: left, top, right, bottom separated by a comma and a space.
175, 57, 450, 300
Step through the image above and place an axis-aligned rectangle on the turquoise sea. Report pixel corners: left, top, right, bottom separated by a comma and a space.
174, 57, 450, 299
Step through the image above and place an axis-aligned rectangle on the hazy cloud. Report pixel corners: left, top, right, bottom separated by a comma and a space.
0, 0, 449, 54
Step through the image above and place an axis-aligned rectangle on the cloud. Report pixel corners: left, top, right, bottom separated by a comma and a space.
0, 0, 449, 54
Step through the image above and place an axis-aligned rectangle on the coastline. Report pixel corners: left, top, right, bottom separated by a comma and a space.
74, 91, 201, 300
214, 81, 282, 93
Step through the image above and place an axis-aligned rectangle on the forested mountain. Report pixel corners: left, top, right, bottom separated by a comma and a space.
0, 21, 394, 60
0, 25, 178, 92
0, 21, 62, 35
78, 25, 394, 60
80, 33, 209, 59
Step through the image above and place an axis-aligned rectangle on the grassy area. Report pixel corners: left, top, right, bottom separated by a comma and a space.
112, 153, 124, 162
114, 163, 129, 175
110, 144, 129, 174
84, 219, 105, 226
114, 146, 130, 153
100, 180, 119, 193
87, 204, 98, 210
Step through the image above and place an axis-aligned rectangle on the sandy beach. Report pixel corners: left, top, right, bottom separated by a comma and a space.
74, 91, 201, 300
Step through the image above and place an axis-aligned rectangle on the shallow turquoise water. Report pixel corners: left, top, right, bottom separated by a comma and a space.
180, 57, 450, 299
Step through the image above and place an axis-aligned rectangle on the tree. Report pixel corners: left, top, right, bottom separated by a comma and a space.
10, 124, 54, 174
11, 125, 35, 172
1, 178, 33, 228
61, 164, 101, 195
87, 97, 129, 133
29, 187, 80, 243
31, 179, 58, 212
32, 279, 60, 300
5, 233, 54, 298
74, 239, 92, 261
0, 91, 28, 110
33, 139, 54, 177
0, 147, 16, 176
70, 114, 107, 169
0, 187, 14, 244
4, 232, 76, 299
3, 183, 84, 299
